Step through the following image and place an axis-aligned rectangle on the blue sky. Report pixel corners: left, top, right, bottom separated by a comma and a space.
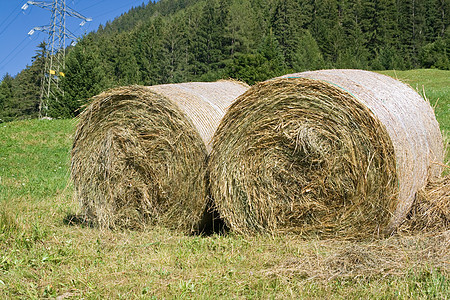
0, 0, 151, 79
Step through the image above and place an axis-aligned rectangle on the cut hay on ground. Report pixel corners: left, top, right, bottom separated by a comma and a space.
208, 69, 444, 237
260, 230, 449, 281
71, 81, 248, 232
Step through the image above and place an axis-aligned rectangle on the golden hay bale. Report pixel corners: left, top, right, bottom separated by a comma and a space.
208, 69, 444, 237
71, 81, 248, 232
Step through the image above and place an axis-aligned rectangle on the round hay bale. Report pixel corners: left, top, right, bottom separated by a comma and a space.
71, 81, 248, 232
208, 69, 444, 237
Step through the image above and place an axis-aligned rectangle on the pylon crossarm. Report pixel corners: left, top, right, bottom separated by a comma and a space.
26, 1, 54, 12
65, 6, 92, 22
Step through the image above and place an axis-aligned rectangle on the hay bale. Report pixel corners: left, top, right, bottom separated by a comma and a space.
71, 81, 248, 231
208, 69, 444, 237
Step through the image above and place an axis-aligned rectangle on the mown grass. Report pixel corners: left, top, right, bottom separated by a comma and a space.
0, 70, 448, 299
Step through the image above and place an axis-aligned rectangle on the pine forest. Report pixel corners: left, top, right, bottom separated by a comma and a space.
0, 0, 449, 121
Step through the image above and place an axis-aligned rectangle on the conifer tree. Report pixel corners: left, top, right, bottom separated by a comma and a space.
271, 0, 305, 68
0, 74, 14, 122
310, 0, 342, 63
63, 37, 110, 116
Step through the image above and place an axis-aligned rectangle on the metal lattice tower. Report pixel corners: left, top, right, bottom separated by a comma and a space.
23, 1, 91, 117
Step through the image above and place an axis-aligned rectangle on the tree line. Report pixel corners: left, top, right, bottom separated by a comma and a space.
0, 0, 449, 121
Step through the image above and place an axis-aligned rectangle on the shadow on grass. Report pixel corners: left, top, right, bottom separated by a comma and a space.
63, 213, 94, 228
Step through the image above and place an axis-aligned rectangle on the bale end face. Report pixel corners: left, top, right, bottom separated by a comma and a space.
209, 78, 398, 237
71, 86, 208, 232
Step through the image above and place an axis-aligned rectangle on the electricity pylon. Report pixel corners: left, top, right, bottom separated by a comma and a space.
23, 1, 91, 117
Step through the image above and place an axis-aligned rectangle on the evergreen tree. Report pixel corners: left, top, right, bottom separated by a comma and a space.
9, 42, 47, 119
192, 0, 230, 80
419, 27, 450, 69
396, 0, 430, 67
436, 0, 450, 37
293, 29, 325, 71
113, 32, 142, 85
225, 28, 287, 84
271, 0, 312, 68
226, 0, 258, 56
335, 0, 369, 69
134, 17, 170, 85
0, 74, 14, 122
311, 0, 343, 64
63, 36, 111, 116
162, 15, 185, 83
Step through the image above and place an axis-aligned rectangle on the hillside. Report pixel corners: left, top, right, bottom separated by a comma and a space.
0, 0, 449, 121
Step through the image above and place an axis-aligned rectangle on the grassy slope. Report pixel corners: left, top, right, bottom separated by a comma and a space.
0, 70, 448, 298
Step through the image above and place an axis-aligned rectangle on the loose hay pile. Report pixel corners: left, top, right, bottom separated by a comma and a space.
401, 175, 449, 233
71, 82, 248, 232
208, 69, 444, 237
260, 230, 449, 280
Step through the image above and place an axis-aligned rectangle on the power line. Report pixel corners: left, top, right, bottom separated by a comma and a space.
0, 36, 30, 71
0, 10, 22, 38
79, 0, 110, 13
0, 2, 23, 30
0, 2, 26, 38
0, 38, 35, 74
93, 0, 143, 19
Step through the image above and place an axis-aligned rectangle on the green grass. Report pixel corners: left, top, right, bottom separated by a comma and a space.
0, 70, 448, 299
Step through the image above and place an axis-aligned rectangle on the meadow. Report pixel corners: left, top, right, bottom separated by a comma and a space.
0, 69, 448, 298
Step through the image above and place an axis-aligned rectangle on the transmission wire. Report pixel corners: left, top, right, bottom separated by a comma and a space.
0, 36, 34, 72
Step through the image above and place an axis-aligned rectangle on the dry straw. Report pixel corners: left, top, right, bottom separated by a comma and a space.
209, 69, 444, 237
259, 230, 449, 280
71, 81, 248, 232
401, 175, 449, 233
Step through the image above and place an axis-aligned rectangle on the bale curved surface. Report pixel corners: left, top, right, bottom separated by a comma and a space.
208, 69, 443, 237
71, 81, 248, 231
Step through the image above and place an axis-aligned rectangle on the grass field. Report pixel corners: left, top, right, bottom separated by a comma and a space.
0, 69, 448, 298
